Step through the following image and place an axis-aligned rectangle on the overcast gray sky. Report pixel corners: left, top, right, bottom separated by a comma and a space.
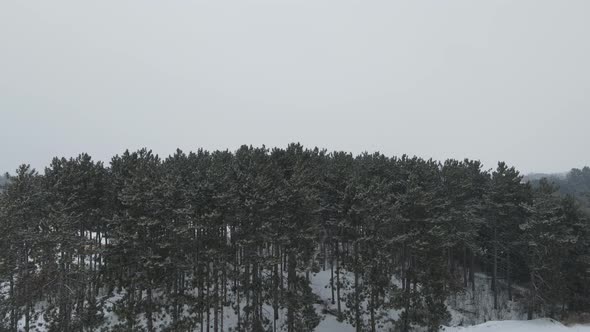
1, 1, 589, 174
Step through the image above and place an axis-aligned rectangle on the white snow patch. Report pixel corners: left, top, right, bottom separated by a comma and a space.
443, 318, 590, 332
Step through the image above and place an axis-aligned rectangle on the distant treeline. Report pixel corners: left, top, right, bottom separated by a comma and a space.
0, 144, 589, 332
0, 174, 7, 188
529, 167, 590, 211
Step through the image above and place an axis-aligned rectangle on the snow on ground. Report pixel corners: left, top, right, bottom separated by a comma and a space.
447, 273, 527, 326
443, 319, 590, 332
9, 266, 589, 331
310, 269, 400, 331
310, 268, 590, 332
316, 314, 356, 332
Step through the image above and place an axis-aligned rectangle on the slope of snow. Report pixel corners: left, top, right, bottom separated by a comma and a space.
447, 273, 527, 326
9, 266, 588, 331
316, 314, 356, 332
310, 269, 401, 331
443, 319, 590, 332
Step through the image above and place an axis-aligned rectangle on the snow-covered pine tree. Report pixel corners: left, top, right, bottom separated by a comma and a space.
485, 162, 530, 311
0, 165, 45, 332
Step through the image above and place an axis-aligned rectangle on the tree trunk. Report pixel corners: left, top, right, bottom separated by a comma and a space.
330, 243, 335, 305
287, 250, 297, 332
402, 250, 412, 332
127, 282, 135, 331
463, 245, 468, 288
146, 284, 154, 332
221, 263, 226, 332
236, 278, 241, 332
470, 248, 475, 295
273, 244, 280, 332
322, 240, 327, 271
336, 241, 342, 318
10, 274, 16, 331
173, 272, 179, 326
507, 250, 512, 301
354, 242, 361, 332
528, 271, 535, 320
207, 264, 211, 332
493, 219, 498, 310
370, 290, 376, 332
200, 265, 205, 332
252, 258, 261, 330
214, 267, 219, 332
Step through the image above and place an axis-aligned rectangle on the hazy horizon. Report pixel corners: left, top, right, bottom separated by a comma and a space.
2, 1, 589, 174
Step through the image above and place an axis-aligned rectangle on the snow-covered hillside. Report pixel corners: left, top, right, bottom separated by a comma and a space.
308, 268, 581, 332
10, 268, 584, 331
309, 268, 590, 332
315, 319, 590, 332
443, 319, 590, 332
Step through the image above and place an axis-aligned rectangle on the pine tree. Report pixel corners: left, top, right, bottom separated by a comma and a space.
486, 162, 530, 310
0, 165, 45, 332
271, 144, 321, 332
1, 145, 590, 331
521, 180, 589, 319
440, 159, 488, 292
107, 149, 167, 331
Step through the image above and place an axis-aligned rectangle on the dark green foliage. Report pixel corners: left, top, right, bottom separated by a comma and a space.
0, 146, 589, 332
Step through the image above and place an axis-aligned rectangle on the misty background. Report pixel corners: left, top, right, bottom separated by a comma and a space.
1, 0, 589, 174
